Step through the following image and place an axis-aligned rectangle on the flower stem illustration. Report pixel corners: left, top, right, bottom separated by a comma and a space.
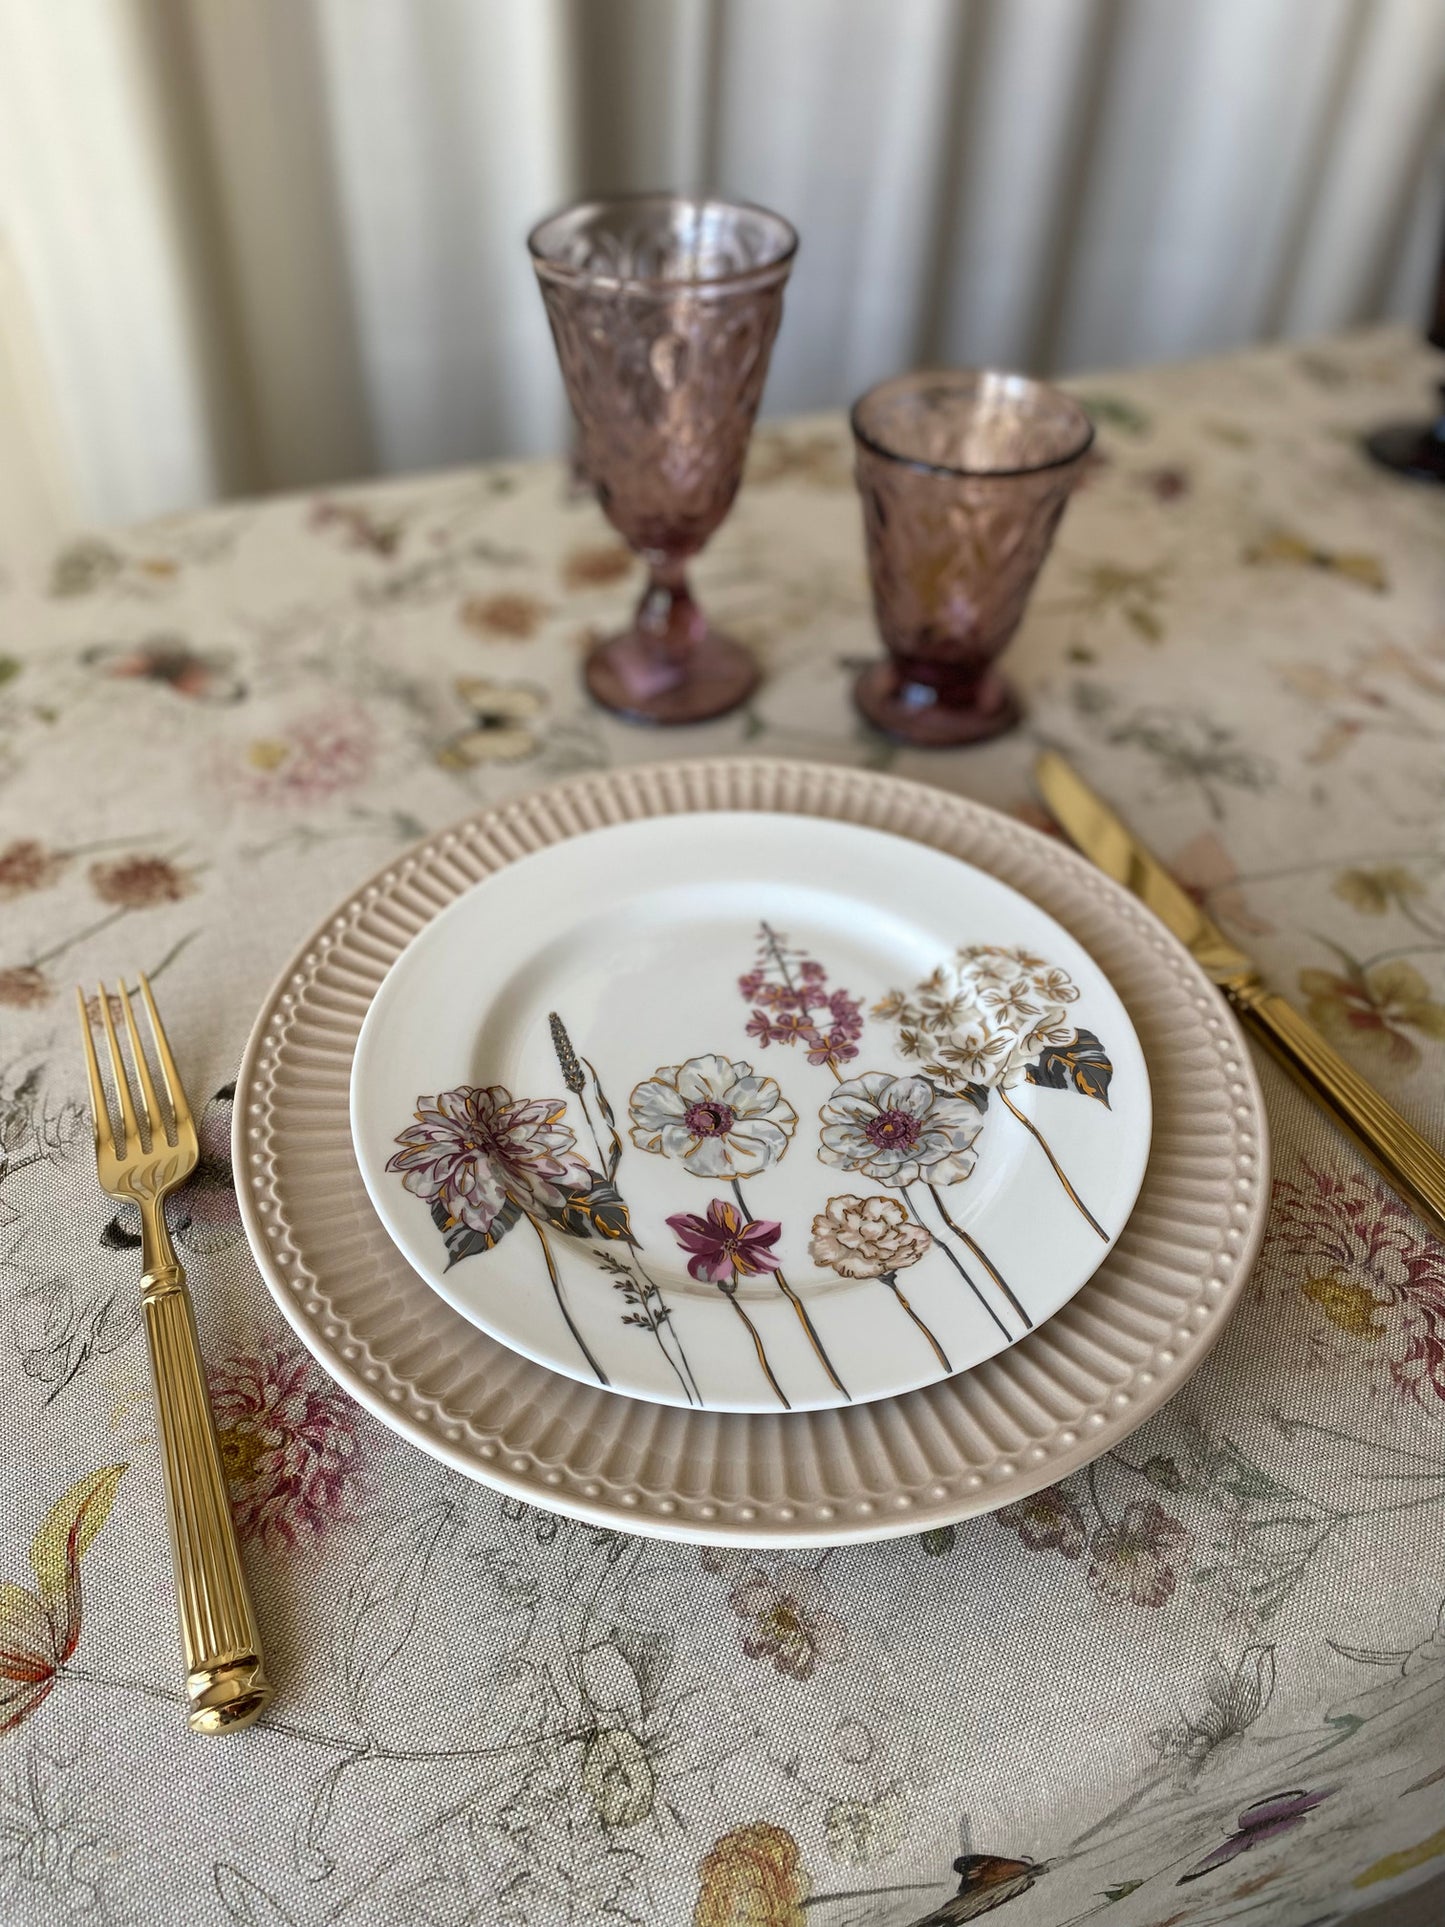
732, 1176, 849, 1398
528, 1214, 609, 1387
810, 1194, 952, 1370
926, 1182, 1032, 1328
868, 943, 1118, 1260
632, 1049, 851, 1404
387, 1023, 703, 1402
880, 1271, 951, 1370
817, 1070, 1020, 1339
667, 1197, 792, 1408
548, 1015, 700, 1403
997, 1086, 1107, 1242
901, 1188, 1011, 1342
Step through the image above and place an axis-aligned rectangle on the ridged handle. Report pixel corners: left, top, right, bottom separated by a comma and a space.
142, 1261, 272, 1733
1232, 982, 1445, 1242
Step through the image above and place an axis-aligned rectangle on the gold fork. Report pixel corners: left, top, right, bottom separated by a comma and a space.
77, 975, 271, 1733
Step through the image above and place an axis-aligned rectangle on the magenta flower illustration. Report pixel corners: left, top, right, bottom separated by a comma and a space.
387, 1084, 588, 1236
738, 923, 864, 1074
666, 1197, 793, 1404
667, 1199, 783, 1283
208, 1347, 366, 1549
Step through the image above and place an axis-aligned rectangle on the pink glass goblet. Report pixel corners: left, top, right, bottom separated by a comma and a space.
529, 195, 797, 725
851, 370, 1093, 747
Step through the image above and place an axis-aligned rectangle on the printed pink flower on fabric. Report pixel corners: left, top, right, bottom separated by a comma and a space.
232, 704, 377, 806
997, 1484, 1088, 1559
208, 1348, 365, 1548
667, 1199, 783, 1283
729, 1564, 847, 1680
388, 1084, 587, 1236
1087, 1499, 1192, 1608
1265, 1160, 1445, 1406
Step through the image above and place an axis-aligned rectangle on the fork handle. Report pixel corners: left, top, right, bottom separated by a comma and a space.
140, 1211, 272, 1733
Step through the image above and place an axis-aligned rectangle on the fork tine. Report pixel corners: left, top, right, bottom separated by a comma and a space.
119, 979, 168, 1147
137, 972, 193, 1136
95, 979, 141, 1152
75, 987, 114, 1157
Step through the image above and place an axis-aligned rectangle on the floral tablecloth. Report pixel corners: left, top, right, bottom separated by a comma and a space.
1, 326, 1444, 1927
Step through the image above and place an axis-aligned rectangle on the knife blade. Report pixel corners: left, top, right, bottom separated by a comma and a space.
1034, 749, 1445, 1243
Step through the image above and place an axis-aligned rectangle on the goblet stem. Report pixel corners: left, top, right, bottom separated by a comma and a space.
583, 555, 759, 726
635, 557, 705, 661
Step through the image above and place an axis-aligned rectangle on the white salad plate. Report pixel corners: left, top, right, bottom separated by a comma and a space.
350, 814, 1151, 1412
234, 759, 1268, 1547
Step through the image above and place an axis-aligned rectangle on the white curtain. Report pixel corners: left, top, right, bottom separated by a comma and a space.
0, 0, 1442, 548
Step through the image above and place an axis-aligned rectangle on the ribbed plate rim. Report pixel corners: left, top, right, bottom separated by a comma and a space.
232, 757, 1270, 1547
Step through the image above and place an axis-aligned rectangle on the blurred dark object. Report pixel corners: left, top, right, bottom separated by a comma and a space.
850, 370, 1093, 747
530, 194, 796, 726
1363, 208, 1445, 484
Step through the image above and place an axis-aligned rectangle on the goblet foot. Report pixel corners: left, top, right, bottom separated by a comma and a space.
585, 626, 759, 726
853, 661, 1021, 747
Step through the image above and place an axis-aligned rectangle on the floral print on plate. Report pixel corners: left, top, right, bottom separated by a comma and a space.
378, 889, 1138, 1413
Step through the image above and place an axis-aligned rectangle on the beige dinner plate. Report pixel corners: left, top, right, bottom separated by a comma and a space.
234, 759, 1269, 1547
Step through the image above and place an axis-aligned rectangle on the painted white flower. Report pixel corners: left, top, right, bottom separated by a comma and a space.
629, 1053, 797, 1178
1028, 965, 1080, 1006
976, 978, 1043, 1029
956, 945, 1022, 991
818, 1073, 981, 1187
936, 1020, 1011, 1084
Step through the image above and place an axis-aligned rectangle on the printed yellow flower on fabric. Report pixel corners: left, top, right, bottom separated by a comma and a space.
1301, 1272, 1389, 1339
1300, 960, 1445, 1070
1332, 866, 1426, 916
693, 1823, 809, 1927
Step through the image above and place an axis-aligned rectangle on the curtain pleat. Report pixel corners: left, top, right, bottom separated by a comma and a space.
0, 0, 1440, 539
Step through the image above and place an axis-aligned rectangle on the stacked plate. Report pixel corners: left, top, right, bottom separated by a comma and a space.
234, 759, 1269, 1547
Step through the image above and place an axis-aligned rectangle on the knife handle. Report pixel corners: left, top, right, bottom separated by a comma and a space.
1228, 981, 1445, 1243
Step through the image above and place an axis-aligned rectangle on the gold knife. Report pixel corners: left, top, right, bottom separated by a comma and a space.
1035, 749, 1445, 1243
